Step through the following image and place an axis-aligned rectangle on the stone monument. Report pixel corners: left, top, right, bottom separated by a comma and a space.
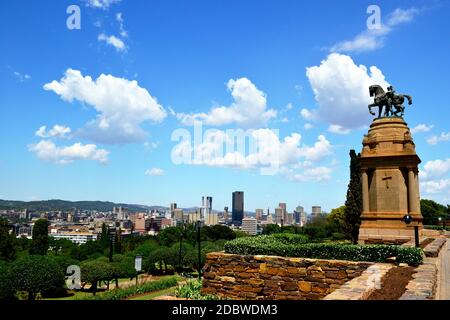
358, 85, 423, 244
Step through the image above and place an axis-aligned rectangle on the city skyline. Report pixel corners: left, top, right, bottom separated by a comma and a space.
1, 0, 449, 214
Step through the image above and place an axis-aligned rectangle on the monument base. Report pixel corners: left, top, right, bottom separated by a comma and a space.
358, 212, 423, 245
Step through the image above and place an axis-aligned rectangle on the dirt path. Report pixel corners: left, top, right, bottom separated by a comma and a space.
366, 266, 415, 300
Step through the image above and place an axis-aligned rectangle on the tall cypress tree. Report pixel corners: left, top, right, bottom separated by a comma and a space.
100, 223, 109, 248
114, 229, 122, 254
30, 219, 49, 255
0, 217, 16, 261
344, 149, 363, 244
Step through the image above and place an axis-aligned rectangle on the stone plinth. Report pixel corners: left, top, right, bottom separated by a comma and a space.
358, 117, 423, 244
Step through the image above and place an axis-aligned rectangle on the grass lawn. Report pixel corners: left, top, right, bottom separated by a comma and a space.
44, 291, 95, 300
127, 286, 177, 300
44, 275, 183, 300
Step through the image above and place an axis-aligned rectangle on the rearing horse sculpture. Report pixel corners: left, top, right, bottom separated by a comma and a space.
368, 85, 412, 118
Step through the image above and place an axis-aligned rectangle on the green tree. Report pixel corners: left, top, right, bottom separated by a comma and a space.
29, 219, 49, 255
421, 199, 447, 225
201, 225, 236, 241
114, 229, 122, 254
262, 224, 282, 235
0, 262, 16, 300
0, 217, 16, 261
11, 255, 65, 300
344, 149, 362, 244
99, 223, 109, 248
328, 206, 346, 232
80, 259, 115, 295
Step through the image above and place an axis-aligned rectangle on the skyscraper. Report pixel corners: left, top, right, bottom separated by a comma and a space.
255, 209, 264, 222
294, 206, 305, 226
232, 191, 244, 226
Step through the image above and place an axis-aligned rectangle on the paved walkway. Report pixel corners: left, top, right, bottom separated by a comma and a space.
436, 239, 450, 300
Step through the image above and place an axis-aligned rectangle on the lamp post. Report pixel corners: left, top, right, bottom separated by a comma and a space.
402, 214, 419, 248
197, 220, 201, 280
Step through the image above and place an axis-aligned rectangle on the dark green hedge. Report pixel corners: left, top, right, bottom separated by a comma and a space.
224, 236, 423, 266
423, 225, 450, 231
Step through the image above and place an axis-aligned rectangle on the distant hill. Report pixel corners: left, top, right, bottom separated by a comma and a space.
0, 199, 166, 212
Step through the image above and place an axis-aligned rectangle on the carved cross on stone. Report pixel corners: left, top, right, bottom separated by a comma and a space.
382, 173, 392, 189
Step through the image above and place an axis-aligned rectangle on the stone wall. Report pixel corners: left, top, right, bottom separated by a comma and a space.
323, 264, 393, 300
201, 252, 372, 300
400, 257, 438, 300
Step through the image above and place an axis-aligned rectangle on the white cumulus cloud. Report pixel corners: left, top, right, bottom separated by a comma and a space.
86, 0, 120, 9
43, 69, 167, 144
306, 53, 390, 131
330, 7, 420, 53
29, 140, 109, 164
174, 78, 277, 127
171, 128, 332, 180
35, 125, 71, 139
427, 132, 450, 145
328, 124, 351, 135
420, 179, 450, 194
145, 168, 164, 176
410, 124, 434, 134
420, 158, 450, 181
98, 33, 126, 52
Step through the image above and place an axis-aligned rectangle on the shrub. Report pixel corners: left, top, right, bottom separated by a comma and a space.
175, 279, 221, 300
224, 236, 423, 266
10, 255, 66, 300
423, 225, 450, 231
271, 233, 309, 245
0, 262, 16, 300
81, 276, 179, 300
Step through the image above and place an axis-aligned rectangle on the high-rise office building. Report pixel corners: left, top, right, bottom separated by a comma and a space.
232, 191, 244, 225
275, 207, 285, 225
170, 203, 177, 219
294, 206, 306, 226
255, 209, 264, 222
279, 203, 287, 211
241, 217, 257, 235
311, 206, 322, 220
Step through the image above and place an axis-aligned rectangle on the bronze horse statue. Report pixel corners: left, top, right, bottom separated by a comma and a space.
368, 85, 412, 118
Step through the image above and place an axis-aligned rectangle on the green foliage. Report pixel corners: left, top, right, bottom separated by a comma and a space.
262, 224, 282, 235
0, 262, 16, 300
53, 255, 80, 275
99, 223, 110, 248
70, 240, 105, 261
224, 235, 423, 266
10, 255, 66, 300
423, 225, 450, 231
175, 279, 221, 300
344, 150, 362, 244
201, 225, 236, 241
80, 259, 115, 292
111, 254, 137, 279
114, 230, 122, 254
30, 219, 49, 255
81, 276, 179, 300
421, 199, 447, 225
0, 217, 16, 261
48, 238, 76, 257
271, 233, 309, 245
327, 205, 347, 235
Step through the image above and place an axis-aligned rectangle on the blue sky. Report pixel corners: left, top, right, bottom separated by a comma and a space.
0, 0, 449, 213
